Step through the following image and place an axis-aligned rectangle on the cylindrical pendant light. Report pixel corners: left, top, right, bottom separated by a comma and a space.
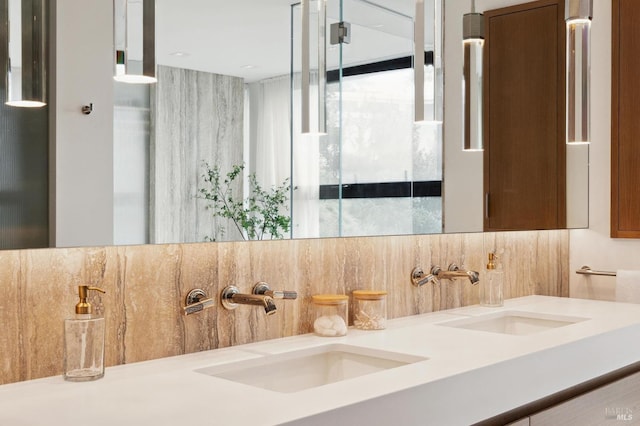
301, 0, 327, 135
6, 0, 47, 108
462, 1, 484, 151
415, 0, 441, 124
113, 0, 157, 84
414, 0, 425, 123
317, 0, 326, 135
565, 0, 592, 144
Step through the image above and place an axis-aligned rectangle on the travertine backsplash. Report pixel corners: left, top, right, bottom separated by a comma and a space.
0, 230, 568, 385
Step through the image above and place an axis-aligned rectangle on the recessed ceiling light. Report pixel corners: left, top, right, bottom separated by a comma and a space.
241, 64, 257, 69
373, 24, 385, 28
169, 51, 190, 57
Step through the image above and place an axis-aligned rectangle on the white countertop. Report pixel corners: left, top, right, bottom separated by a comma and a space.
3, 296, 640, 426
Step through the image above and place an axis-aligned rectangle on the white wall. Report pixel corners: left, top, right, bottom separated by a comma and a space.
569, 0, 640, 300
443, 0, 484, 233
54, 0, 114, 247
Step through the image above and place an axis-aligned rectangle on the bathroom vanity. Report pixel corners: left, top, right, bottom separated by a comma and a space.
1, 296, 639, 425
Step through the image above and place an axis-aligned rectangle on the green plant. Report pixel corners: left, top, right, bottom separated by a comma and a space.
198, 162, 292, 241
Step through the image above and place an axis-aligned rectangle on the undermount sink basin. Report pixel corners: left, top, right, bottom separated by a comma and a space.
196, 344, 427, 393
438, 310, 590, 336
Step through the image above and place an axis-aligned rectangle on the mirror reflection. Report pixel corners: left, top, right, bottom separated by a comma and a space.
0, 0, 588, 250
120, 0, 444, 245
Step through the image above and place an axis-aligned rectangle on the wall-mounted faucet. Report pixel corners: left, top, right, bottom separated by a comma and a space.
221, 285, 277, 315
412, 264, 480, 286
432, 264, 480, 285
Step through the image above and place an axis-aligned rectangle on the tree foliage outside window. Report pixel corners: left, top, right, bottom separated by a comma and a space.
199, 163, 292, 241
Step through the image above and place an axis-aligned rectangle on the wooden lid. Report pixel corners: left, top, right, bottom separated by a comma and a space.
312, 294, 348, 305
352, 290, 387, 300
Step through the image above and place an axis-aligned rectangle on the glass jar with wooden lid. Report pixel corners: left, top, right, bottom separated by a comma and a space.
352, 290, 387, 330
311, 294, 348, 337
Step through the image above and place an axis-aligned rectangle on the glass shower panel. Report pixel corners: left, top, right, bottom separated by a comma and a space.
324, 0, 442, 237
293, 0, 443, 238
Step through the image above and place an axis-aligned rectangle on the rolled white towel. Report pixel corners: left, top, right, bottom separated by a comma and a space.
314, 315, 347, 336
615, 270, 640, 304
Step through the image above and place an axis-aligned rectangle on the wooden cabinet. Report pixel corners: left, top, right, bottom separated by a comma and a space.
530, 370, 640, 425
611, 0, 640, 238
484, 370, 640, 426
483, 0, 565, 231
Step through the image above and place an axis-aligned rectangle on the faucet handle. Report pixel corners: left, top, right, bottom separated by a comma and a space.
270, 290, 298, 299
411, 267, 439, 286
253, 282, 298, 300
183, 289, 215, 316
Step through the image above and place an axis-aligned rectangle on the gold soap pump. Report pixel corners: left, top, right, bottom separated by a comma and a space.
487, 252, 497, 270
75, 285, 105, 316
64, 285, 106, 382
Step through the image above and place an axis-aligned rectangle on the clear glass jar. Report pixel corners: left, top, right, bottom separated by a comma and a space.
311, 294, 349, 337
352, 290, 387, 330
63, 315, 105, 381
481, 268, 504, 307
481, 253, 504, 307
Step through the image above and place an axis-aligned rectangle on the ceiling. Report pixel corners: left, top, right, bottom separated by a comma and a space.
155, 0, 433, 82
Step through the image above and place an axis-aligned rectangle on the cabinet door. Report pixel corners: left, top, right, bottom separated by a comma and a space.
530, 371, 640, 425
611, 0, 640, 238
483, 0, 566, 231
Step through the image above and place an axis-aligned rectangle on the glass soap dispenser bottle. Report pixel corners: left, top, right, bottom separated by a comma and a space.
64, 285, 106, 381
481, 252, 504, 307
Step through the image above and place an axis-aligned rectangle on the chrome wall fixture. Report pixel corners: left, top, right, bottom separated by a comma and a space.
81, 103, 94, 115
6, 0, 47, 107
575, 266, 616, 277
113, 0, 157, 84
220, 285, 277, 315
411, 264, 480, 286
462, 0, 484, 151
301, 0, 327, 135
565, 0, 592, 144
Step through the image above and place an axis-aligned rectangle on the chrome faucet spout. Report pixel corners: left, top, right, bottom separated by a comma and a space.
221, 286, 277, 315
431, 264, 480, 285
231, 293, 277, 315
466, 270, 480, 285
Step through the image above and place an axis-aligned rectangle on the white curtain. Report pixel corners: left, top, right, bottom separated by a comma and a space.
291, 72, 320, 238
114, 105, 149, 245
248, 75, 290, 189
247, 73, 320, 239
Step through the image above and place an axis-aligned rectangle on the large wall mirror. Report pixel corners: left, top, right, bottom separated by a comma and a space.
0, 0, 588, 249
